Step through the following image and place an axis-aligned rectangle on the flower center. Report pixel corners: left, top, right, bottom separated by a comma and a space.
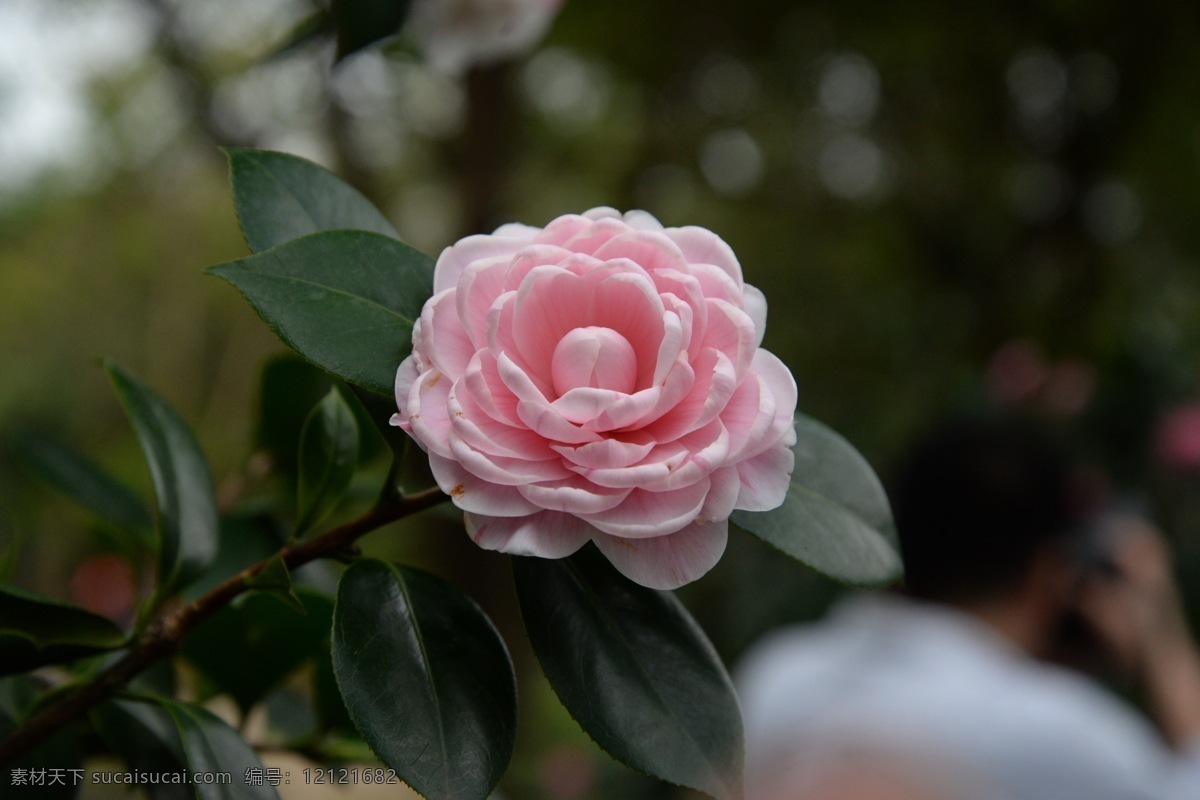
551, 326, 638, 396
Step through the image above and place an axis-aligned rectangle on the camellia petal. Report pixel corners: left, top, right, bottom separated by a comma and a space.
551, 326, 639, 395
448, 434, 573, 486
552, 387, 638, 426
429, 453, 540, 516
449, 387, 559, 460
593, 519, 729, 590
550, 434, 657, 470
405, 369, 455, 460
646, 349, 738, 442
701, 466, 743, 522
580, 480, 712, 539
663, 226, 743, 286
393, 354, 423, 426
465, 510, 593, 558
423, 288, 476, 379
461, 352, 522, 427
742, 283, 768, 347
433, 231, 535, 293
518, 476, 630, 514
592, 231, 690, 276
558, 216, 631, 253
730, 350, 799, 462
733, 442, 795, 512
393, 207, 799, 588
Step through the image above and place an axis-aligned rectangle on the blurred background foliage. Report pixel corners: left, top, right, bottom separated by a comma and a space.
4, 0, 1200, 797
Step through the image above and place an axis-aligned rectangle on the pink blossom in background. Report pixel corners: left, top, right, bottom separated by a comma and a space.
986, 339, 1050, 406
393, 208, 797, 589
70, 554, 136, 623
985, 339, 1096, 418
1156, 402, 1200, 471
408, 0, 565, 74
1041, 359, 1096, 418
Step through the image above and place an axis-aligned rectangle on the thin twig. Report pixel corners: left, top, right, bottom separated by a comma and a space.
0, 487, 447, 765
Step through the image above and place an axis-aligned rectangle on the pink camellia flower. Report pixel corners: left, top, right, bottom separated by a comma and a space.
392, 208, 797, 589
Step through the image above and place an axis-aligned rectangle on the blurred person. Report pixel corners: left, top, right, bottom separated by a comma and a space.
737, 417, 1200, 800
752, 745, 978, 800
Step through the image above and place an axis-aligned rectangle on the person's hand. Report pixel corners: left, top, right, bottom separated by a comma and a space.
1076, 514, 1200, 747
1076, 515, 1191, 674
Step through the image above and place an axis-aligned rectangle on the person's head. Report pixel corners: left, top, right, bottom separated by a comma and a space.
892, 415, 1078, 607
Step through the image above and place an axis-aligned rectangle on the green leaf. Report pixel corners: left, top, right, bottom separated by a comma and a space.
343, 385, 438, 497
92, 698, 192, 800
330, 0, 411, 61
183, 590, 333, 713
0, 674, 40, 720
256, 355, 336, 473
313, 647, 355, 735
333, 559, 516, 800
513, 547, 743, 800
347, 383, 411, 461
12, 432, 154, 549
257, 357, 389, 474
106, 362, 219, 595
207, 230, 434, 395
731, 414, 903, 587
112, 696, 280, 800
0, 584, 126, 676
226, 148, 398, 254
182, 515, 287, 601
243, 556, 304, 612
297, 389, 360, 534
180, 514, 339, 603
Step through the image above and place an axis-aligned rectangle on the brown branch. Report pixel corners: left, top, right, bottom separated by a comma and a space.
0, 487, 448, 765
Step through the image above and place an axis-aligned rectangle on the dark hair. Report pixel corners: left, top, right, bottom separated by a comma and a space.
892, 416, 1074, 603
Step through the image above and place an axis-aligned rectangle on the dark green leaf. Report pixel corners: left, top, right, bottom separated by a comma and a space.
243, 556, 304, 612
207, 230, 433, 395
297, 389, 359, 534
92, 698, 192, 800
0, 677, 81, 798
333, 559, 516, 800
513, 547, 743, 800
12, 432, 154, 548
0, 583, 126, 676
330, 0, 411, 61
256, 355, 335, 474
226, 148, 398, 254
312, 647, 354, 735
257, 357, 389, 473
183, 590, 333, 713
731, 414, 903, 587
181, 515, 288, 601
175, 515, 337, 605
156, 697, 281, 800
345, 386, 437, 498
106, 362, 219, 594
0, 674, 40, 720
347, 383, 410, 460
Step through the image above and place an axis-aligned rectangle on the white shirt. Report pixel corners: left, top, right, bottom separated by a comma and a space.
736, 594, 1200, 800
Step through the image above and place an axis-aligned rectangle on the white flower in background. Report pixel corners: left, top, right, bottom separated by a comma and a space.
408, 0, 565, 74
